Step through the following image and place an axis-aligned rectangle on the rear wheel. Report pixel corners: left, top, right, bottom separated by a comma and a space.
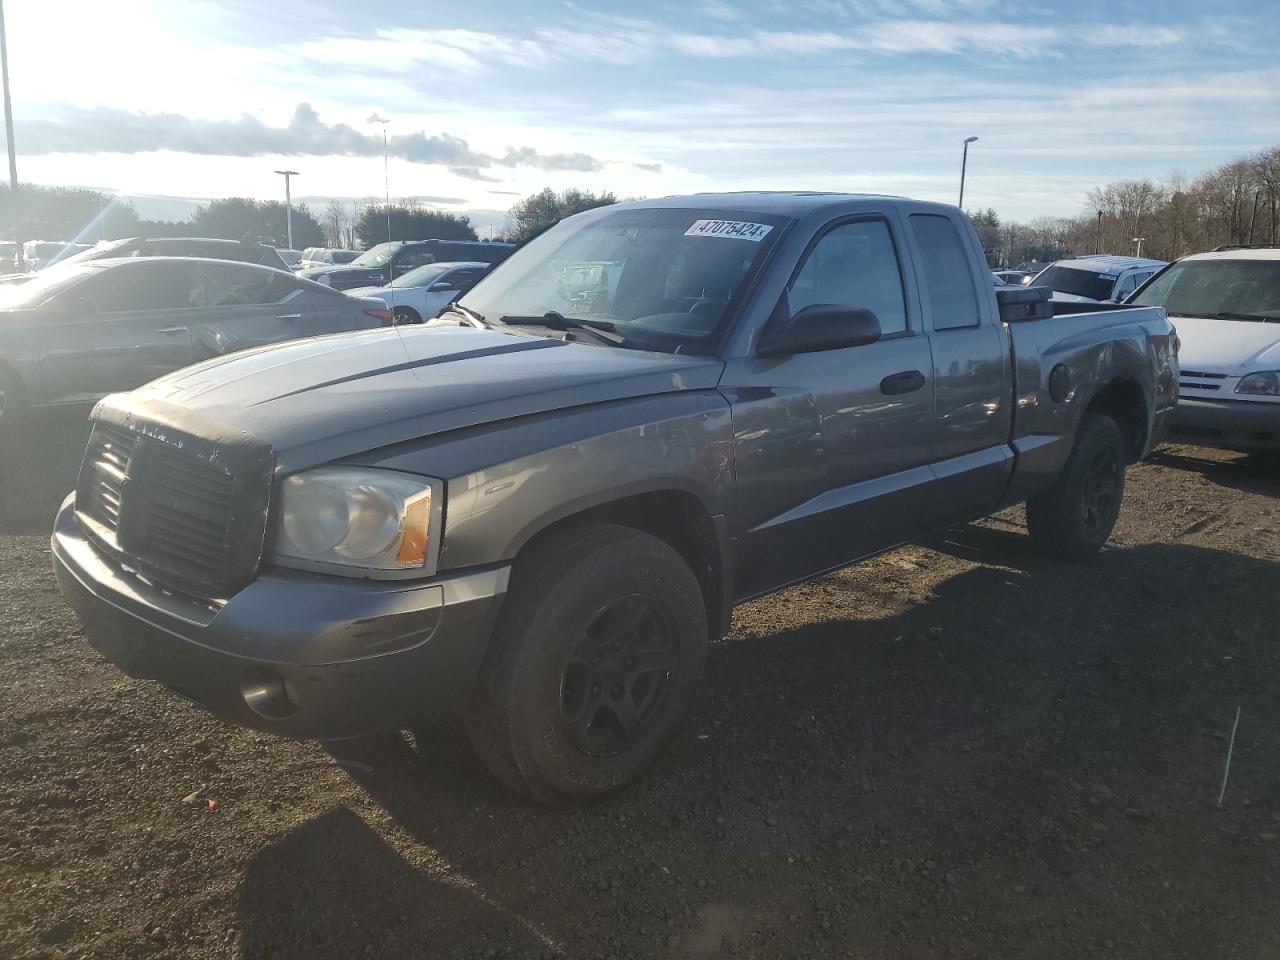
1026, 413, 1126, 559
465, 523, 708, 805
392, 306, 422, 325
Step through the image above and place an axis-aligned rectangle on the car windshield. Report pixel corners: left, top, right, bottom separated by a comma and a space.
350, 243, 397, 268
1130, 259, 1280, 320
458, 207, 788, 354
0, 263, 104, 308
1032, 264, 1116, 301
394, 263, 452, 288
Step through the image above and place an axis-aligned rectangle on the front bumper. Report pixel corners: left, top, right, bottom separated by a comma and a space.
51, 494, 509, 739
1169, 397, 1280, 452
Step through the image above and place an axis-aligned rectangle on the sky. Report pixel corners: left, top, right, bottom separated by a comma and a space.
5, 0, 1279, 234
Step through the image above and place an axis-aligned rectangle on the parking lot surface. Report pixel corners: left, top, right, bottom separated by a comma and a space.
2, 410, 1279, 959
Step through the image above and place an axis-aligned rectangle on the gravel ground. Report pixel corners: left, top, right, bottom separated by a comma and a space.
2, 408, 1279, 960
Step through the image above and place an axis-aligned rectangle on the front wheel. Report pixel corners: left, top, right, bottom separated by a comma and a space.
392, 306, 422, 325
1026, 413, 1126, 559
465, 523, 708, 805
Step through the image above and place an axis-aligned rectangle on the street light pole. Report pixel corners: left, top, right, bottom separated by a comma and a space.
958, 135, 979, 210
368, 113, 391, 243
274, 170, 298, 249
0, 0, 17, 191
1132, 237, 1146, 258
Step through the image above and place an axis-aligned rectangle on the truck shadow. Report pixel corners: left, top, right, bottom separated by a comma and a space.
238, 537, 1280, 959
1148, 444, 1280, 497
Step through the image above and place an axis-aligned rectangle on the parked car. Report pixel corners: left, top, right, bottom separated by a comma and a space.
20, 241, 91, 271
52, 237, 292, 272
0, 241, 17, 275
51, 193, 1176, 804
0, 257, 391, 426
298, 239, 513, 290
994, 270, 1033, 286
276, 248, 303, 269
347, 261, 489, 324
299, 247, 360, 269
1126, 245, 1280, 452
1032, 255, 1167, 303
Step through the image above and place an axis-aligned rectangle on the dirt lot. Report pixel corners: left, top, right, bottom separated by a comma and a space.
2, 409, 1279, 960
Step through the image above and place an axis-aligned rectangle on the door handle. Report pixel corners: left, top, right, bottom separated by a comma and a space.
880, 370, 926, 395
156, 326, 188, 335
275, 313, 303, 320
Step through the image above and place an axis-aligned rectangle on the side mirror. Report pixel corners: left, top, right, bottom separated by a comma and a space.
757, 304, 881, 357
428, 281, 455, 292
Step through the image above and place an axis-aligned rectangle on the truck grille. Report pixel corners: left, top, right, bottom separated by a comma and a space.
134, 444, 237, 589
79, 422, 137, 534
75, 410, 274, 600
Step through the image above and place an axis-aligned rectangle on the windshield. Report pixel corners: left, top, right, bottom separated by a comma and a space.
1032, 264, 1116, 300
394, 263, 452, 288
0, 263, 104, 308
350, 243, 397, 268
1130, 259, 1280, 320
458, 207, 787, 354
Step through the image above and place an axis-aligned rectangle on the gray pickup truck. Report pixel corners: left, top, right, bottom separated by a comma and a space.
52, 193, 1178, 804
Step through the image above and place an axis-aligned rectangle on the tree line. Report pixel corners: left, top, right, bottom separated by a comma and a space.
968, 144, 1280, 267
8, 140, 1278, 265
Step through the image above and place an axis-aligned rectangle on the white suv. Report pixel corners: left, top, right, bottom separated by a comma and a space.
1128, 246, 1280, 452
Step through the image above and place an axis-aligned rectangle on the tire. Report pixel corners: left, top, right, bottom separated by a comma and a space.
392, 306, 422, 325
464, 523, 708, 805
0, 364, 27, 433
1026, 413, 1126, 560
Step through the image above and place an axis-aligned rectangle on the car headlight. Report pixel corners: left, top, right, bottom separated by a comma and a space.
274, 467, 442, 577
1236, 371, 1280, 396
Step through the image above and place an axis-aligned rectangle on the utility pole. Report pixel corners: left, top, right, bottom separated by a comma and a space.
1095, 211, 1103, 254
1, 0, 21, 271
1248, 189, 1260, 245
0, 0, 16, 191
368, 113, 391, 243
958, 136, 978, 210
274, 170, 298, 249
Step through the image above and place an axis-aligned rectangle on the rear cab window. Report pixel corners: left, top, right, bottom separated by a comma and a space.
909, 214, 981, 330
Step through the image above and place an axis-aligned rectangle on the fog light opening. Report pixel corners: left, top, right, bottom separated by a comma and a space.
240, 667, 299, 719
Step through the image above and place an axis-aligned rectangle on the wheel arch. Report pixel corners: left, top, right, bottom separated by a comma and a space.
509, 485, 733, 641
1084, 377, 1148, 463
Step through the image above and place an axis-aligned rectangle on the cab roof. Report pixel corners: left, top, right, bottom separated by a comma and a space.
617, 191, 950, 218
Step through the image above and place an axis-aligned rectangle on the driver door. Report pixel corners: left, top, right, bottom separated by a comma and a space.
36, 260, 195, 402
721, 216, 936, 599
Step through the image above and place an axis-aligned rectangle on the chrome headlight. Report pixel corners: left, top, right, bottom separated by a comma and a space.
1236, 371, 1280, 396
274, 467, 442, 577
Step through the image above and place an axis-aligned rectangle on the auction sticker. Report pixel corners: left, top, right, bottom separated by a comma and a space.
685, 219, 773, 242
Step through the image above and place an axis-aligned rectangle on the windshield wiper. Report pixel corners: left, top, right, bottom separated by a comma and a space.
498, 311, 630, 347
1208, 311, 1278, 323
440, 302, 488, 327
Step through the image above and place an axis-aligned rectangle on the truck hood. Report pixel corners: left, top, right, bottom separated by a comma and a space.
131, 325, 724, 470
1170, 315, 1280, 374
